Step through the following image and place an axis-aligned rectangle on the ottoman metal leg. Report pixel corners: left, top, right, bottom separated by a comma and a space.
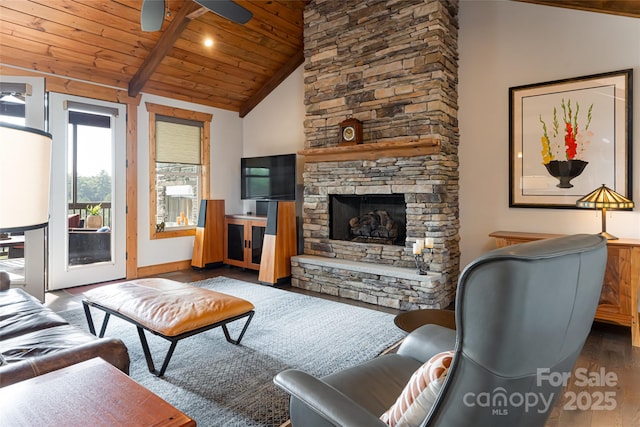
222, 311, 254, 345
137, 327, 178, 377
83, 301, 111, 338
136, 310, 255, 377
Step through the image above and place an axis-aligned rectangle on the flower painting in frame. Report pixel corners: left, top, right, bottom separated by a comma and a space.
509, 69, 632, 208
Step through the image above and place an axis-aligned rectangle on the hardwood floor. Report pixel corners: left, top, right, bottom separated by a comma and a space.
45, 266, 640, 426
48, 265, 401, 315
545, 321, 640, 427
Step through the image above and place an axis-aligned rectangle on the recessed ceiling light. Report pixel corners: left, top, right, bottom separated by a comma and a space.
204, 38, 213, 47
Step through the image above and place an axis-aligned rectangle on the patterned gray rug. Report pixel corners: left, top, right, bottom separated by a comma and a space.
57, 277, 406, 427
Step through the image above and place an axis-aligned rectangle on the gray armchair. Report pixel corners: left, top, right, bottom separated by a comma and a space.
274, 234, 607, 427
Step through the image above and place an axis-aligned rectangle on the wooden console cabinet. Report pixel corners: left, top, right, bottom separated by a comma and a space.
223, 201, 297, 285
224, 215, 267, 270
490, 231, 640, 347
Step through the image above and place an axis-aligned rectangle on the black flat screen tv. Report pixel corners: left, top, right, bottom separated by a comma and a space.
241, 153, 296, 200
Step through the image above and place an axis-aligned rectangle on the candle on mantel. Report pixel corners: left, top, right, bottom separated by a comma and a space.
425, 237, 434, 249
413, 242, 420, 254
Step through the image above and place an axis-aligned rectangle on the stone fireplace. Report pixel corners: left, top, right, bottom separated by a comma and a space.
291, 0, 459, 310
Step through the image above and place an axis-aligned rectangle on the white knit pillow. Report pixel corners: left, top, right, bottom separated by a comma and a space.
380, 350, 454, 427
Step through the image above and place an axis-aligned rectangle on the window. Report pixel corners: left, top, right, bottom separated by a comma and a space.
0, 78, 45, 293
146, 103, 211, 239
0, 82, 27, 125
0, 84, 26, 275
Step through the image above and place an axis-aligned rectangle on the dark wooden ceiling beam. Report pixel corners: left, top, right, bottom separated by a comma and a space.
239, 48, 304, 118
128, 0, 200, 97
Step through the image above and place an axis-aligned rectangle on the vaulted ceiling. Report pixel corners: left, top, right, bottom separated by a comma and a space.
0, 1, 636, 117
0, 0, 305, 117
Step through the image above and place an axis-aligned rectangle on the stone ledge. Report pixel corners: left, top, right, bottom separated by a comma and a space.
292, 254, 438, 282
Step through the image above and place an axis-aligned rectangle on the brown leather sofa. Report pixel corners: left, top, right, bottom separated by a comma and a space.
0, 286, 130, 387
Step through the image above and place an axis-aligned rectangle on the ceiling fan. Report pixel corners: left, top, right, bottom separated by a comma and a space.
141, 0, 253, 31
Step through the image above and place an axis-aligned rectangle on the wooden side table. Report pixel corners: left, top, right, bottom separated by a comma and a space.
0, 358, 195, 426
490, 231, 640, 347
394, 308, 456, 333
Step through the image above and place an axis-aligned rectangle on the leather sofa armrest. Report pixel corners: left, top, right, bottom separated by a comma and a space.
274, 369, 388, 427
397, 324, 456, 363
0, 338, 129, 387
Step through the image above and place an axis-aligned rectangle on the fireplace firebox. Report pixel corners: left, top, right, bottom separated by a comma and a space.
329, 194, 406, 246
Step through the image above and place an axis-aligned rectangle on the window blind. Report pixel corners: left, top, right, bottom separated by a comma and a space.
155, 116, 202, 165
0, 82, 31, 96
63, 100, 119, 117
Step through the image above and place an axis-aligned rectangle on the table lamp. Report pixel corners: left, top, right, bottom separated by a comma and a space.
0, 123, 52, 289
575, 184, 634, 240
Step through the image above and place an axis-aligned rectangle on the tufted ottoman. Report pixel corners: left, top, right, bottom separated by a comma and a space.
82, 278, 254, 376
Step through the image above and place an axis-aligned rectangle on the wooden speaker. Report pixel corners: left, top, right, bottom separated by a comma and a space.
258, 201, 297, 285
191, 199, 225, 269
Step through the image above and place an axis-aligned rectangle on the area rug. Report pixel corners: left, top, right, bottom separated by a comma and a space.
57, 277, 406, 427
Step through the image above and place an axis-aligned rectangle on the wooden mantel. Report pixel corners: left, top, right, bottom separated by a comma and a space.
298, 138, 441, 162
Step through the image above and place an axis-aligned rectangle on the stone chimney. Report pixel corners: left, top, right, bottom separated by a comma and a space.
292, 0, 460, 310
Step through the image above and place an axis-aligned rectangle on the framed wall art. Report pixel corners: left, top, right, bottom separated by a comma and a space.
509, 69, 632, 208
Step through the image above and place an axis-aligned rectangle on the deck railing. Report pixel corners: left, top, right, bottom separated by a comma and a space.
68, 203, 112, 229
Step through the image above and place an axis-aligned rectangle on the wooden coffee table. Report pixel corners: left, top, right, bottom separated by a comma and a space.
394, 308, 456, 333
0, 357, 195, 426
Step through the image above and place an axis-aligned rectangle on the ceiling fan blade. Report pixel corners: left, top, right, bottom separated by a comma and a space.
141, 0, 166, 32
193, 0, 253, 25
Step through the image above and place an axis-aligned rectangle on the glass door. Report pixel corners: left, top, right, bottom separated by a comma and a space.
66, 111, 113, 266
48, 93, 126, 289
0, 84, 28, 286
0, 77, 47, 300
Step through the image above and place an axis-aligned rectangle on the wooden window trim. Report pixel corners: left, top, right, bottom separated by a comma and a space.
146, 102, 212, 239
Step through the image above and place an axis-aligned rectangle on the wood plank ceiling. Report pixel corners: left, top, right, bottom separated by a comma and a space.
0, 0, 305, 117
0, 1, 637, 117
514, 0, 640, 19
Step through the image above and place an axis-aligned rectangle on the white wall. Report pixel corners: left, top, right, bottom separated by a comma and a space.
136, 94, 242, 267
241, 65, 306, 214
136, 67, 305, 267
242, 65, 305, 157
458, 0, 640, 267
